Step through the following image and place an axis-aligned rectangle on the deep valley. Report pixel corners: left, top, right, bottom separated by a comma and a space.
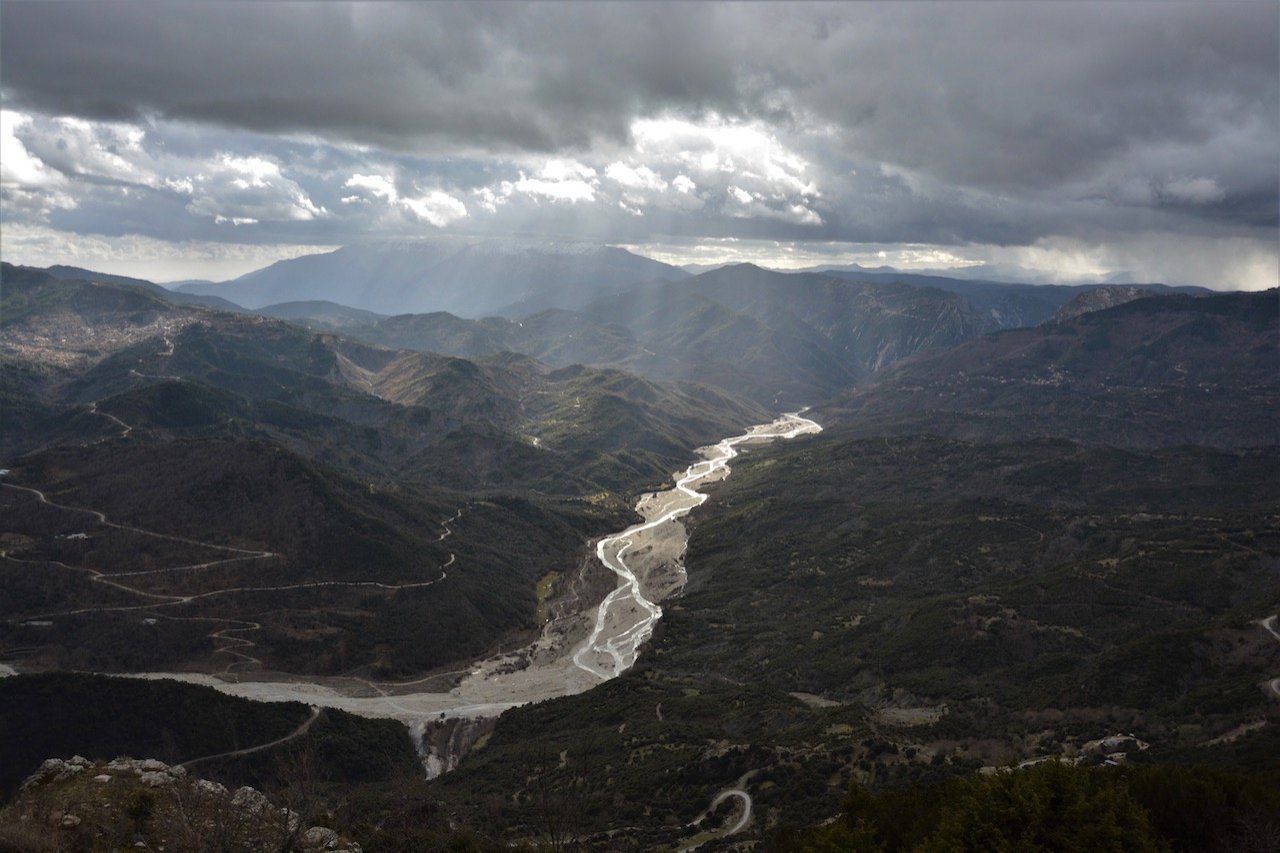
2, 250, 1277, 851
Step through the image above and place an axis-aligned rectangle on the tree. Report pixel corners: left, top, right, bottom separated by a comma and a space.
778, 762, 1165, 853
919, 762, 1161, 853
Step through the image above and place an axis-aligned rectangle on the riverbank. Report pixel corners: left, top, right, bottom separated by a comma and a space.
120, 412, 822, 771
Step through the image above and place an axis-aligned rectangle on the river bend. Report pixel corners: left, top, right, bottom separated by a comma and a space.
117, 412, 822, 766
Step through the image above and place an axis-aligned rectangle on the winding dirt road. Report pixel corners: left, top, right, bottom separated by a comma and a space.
179, 705, 322, 769
679, 787, 753, 851
2, 412, 822, 780
1262, 615, 1280, 701
0, 475, 464, 669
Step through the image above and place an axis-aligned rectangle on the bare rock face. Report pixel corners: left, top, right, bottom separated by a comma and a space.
1046, 286, 1157, 324
8, 756, 362, 852
139, 770, 173, 788
303, 826, 342, 847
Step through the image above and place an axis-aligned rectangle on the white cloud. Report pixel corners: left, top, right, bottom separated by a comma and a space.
473, 185, 507, 214
633, 117, 818, 197
345, 173, 398, 203
538, 159, 597, 182
980, 233, 1277, 291
725, 184, 822, 225
342, 172, 467, 226
1, 111, 67, 189
187, 154, 325, 224
0, 222, 338, 281
511, 174, 597, 202
13, 113, 157, 188
2, 114, 332, 230
507, 159, 599, 203
605, 162, 667, 191
401, 190, 468, 226
785, 204, 823, 226
1, 110, 77, 216
626, 116, 822, 224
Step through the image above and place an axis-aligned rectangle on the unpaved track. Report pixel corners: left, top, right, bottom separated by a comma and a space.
1263, 615, 1280, 701
179, 705, 322, 768
0, 475, 463, 670
679, 787, 753, 851
1, 480, 279, 561
2, 413, 822, 775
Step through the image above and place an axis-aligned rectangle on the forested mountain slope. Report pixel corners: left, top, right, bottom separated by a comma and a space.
0, 264, 764, 682
818, 289, 1278, 448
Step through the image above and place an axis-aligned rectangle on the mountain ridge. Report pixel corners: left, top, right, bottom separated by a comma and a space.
176, 237, 686, 317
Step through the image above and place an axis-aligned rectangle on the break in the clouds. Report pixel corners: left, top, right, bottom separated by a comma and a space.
1, 1, 1276, 289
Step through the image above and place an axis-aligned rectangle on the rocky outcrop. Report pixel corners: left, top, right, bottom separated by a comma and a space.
5, 756, 361, 852
1046, 285, 1157, 323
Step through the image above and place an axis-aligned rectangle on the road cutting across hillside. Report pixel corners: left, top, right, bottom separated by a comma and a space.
94, 412, 821, 771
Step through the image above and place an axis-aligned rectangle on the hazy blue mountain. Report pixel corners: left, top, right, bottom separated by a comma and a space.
577, 264, 994, 406
254, 300, 388, 329
323, 263, 996, 408
2, 263, 766, 490
176, 237, 686, 317
678, 262, 735, 275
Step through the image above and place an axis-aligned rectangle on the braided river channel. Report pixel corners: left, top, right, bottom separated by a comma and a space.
132, 411, 822, 773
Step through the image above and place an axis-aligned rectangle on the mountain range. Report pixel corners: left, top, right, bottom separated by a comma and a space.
264, 259, 1003, 408
817, 288, 1278, 447
175, 237, 686, 317
1, 245, 1276, 850
0, 261, 765, 679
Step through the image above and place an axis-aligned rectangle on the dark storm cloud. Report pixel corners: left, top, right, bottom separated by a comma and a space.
4, 2, 1274, 190
0, 2, 744, 152
1, 1, 1275, 286
792, 3, 1278, 193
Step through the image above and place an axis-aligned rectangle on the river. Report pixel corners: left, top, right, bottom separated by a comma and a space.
126, 411, 822, 771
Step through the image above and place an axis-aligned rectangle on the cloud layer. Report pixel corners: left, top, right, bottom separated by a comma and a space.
1, 1, 1276, 288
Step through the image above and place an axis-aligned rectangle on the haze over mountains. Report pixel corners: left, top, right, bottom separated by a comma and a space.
172, 237, 1209, 327
157, 239, 1213, 411
2, 0, 1278, 847
177, 238, 687, 317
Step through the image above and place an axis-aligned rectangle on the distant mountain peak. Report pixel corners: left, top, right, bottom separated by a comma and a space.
174, 237, 686, 316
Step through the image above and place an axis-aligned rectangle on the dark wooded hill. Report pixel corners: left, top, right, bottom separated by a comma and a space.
0, 263, 765, 678
2, 263, 767, 492
0, 672, 419, 800
429, 285, 1280, 846
436, 436, 1280, 841
817, 288, 1279, 448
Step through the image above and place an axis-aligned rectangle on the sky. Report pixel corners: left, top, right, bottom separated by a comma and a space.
1, 1, 1276, 289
